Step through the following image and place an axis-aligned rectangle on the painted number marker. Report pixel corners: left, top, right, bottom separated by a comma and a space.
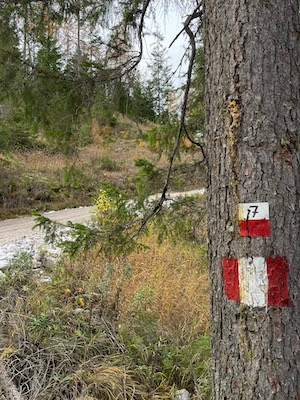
222, 257, 291, 307
239, 202, 270, 237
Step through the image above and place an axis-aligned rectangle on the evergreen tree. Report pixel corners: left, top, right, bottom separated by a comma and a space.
0, 13, 31, 150
125, 72, 156, 122
147, 32, 173, 120
0, 0, 158, 151
0, 14, 23, 101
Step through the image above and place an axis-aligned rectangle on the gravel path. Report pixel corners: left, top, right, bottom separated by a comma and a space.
0, 189, 205, 271
0, 206, 95, 271
0, 206, 95, 246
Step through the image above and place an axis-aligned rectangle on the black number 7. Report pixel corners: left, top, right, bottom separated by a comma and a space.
246, 205, 259, 219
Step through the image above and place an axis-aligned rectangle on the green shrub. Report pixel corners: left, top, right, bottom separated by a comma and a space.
0, 108, 37, 151
62, 165, 87, 189
92, 156, 120, 172
3, 252, 35, 292
0, 154, 51, 210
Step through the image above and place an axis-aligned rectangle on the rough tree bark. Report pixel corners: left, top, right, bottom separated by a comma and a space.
205, 1, 300, 399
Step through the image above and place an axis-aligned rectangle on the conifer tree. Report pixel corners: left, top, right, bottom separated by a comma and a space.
147, 32, 173, 120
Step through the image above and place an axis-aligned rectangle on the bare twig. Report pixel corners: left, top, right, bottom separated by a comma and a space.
101, 318, 126, 353
183, 123, 206, 162
167, 48, 189, 85
121, 0, 151, 76
96, 0, 152, 82
169, 5, 203, 48
128, 7, 202, 241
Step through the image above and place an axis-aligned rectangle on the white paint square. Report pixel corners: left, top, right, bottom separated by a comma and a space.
239, 257, 268, 307
239, 202, 269, 220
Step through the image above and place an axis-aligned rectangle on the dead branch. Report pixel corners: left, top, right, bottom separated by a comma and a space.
183, 123, 206, 162
123, 0, 151, 74
169, 5, 203, 49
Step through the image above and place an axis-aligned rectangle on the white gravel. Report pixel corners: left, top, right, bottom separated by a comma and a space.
0, 189, 205, 273
0, 205, 95, 272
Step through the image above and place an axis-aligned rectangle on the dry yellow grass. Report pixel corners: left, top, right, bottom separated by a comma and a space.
1, 235, 209, 399
28, 235, 209, 340
15, 136, 165, 177
120, 238, 209, 337
15, 150, 65, 173
37, 235, 210, 340
13, 111, 195, 179
14, 113, 163, 176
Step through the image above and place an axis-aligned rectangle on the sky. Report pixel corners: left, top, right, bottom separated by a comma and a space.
140, 5, 190, 87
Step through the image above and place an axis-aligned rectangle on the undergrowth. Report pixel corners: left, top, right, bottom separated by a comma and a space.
0, 237, 210, 399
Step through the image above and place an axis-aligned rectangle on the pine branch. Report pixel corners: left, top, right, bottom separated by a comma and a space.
108, 0, 151, 80
0, 0, 152, 84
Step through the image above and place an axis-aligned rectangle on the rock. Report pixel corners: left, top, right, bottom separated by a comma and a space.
173, 389, 191, 400
6, 244, 18, 254
40, 276, 51, 283
47, 248, 60, 257
0, 213, 78, 275
74, 308, 87, 314
0, 259, 9, 270
0, 250, 6, 258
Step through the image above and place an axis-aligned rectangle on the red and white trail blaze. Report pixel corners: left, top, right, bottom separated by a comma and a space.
239, 202, 270, 237
222, 256, 291, 308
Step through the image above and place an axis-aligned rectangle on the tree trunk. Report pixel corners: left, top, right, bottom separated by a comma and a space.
204, 1, 300, 399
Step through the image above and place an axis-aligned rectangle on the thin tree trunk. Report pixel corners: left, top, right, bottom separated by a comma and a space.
204, 1, 300, 399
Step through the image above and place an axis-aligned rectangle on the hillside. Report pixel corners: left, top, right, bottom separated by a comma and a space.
0, 115, 206, 220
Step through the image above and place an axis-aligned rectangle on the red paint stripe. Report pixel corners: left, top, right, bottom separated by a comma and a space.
222, 257, 240, 301
239, 219, 270, 237
266, 257, 291, 307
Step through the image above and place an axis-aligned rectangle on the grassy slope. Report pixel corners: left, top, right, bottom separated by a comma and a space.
0, 116, 206, 219
0, 236, 210, 399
